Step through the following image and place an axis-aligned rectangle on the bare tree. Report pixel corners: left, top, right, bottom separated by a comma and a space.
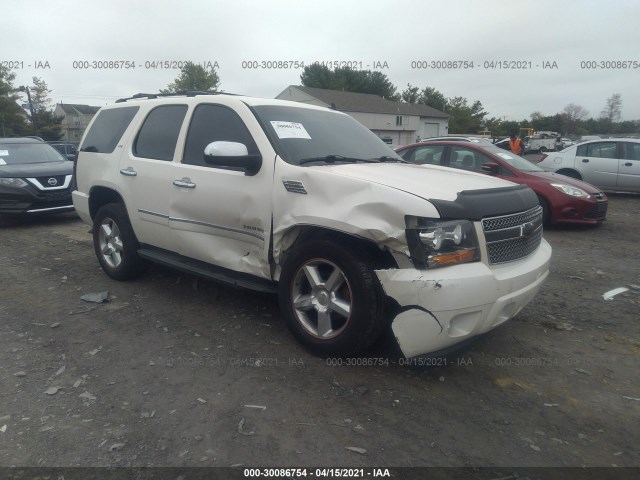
563, 103, 589, 122
601, 93, 622, 123
561, 103, 589, 134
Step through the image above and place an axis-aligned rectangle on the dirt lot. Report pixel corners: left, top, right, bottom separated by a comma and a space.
0, 194, 639, 472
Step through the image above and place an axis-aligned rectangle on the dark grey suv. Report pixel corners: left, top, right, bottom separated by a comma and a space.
0, 138, 75, 215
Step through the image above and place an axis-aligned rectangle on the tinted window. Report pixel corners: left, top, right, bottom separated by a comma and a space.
622, 142, 640, 161
576, 142, 617, 159
183, 104, 258, 167
134, 105, 187, 161
81, 106, 139, 154
449, 147, 484, 171
403, 145, 444, 165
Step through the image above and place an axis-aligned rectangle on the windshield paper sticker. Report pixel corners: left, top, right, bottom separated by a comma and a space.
0, 150, 9, 156
270, 121, 311, 140
496, 153, 514, 160
0, 159, 6, 165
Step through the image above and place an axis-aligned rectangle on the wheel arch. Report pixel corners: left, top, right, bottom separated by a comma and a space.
89, 186, 126, 220
273, 225, 398, 281
556, 168, 582, 180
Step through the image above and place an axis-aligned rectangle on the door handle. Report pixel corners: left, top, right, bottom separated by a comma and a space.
173, 177, 196, 189
624, 162, 633, 167
581, 159, 589, 163
119, 167, 137, 176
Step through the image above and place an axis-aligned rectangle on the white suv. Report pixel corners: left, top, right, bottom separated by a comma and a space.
73, 92, 551, 359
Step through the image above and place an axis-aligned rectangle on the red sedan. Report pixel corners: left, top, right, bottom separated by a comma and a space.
395, 141, 607, 225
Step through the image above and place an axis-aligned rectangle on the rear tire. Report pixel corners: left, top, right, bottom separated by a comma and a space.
278, 239, 386, 357
93, 203, 146, 280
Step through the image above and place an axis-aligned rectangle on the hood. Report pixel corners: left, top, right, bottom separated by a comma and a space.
525, 171, 602, 194
0, 161, 73, 178
315, 162, 515, 201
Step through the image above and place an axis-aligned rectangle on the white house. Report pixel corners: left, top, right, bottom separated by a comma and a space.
276, 86, 449, 145
53, 103, 100, 144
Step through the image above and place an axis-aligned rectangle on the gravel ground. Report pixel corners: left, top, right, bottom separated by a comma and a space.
0, 193, 639, 471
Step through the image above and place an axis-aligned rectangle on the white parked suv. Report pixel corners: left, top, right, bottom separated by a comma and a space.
73, 92, 551, 359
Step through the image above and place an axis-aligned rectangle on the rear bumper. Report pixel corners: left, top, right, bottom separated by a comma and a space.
375, 239, 551, 358
71, 191, 92, 224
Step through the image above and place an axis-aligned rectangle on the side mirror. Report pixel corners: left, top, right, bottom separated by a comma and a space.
481, 162, 500, 175
203, 141, 262, 176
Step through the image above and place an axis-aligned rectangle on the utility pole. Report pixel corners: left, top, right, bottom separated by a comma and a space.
18, 86, 38, 136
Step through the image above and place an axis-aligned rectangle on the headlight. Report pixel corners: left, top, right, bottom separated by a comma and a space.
551, 183, 590, 198
406, 217, 480, 269
0, 178, 28, 188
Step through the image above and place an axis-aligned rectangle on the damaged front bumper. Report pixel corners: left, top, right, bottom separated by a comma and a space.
375, 239, 551, 358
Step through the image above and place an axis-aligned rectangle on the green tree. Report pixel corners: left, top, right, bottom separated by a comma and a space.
31, 76, 52, 110
418, 87, 447, 111
27, 77, 63, 141
529, 112, 562, 133
446, 97, 487, 133
0, 64, 29, 137
300, 63, 339, 90
161, 61, 220, 93
401, 83, 420, 103
483, 117, 522, 137
300, 64, 399, 100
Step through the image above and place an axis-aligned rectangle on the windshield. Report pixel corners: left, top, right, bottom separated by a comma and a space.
252, 105, 403, 166
482, 146, 544, 172
0, 142, 66, 165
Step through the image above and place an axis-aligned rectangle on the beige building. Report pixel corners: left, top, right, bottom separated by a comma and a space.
54, 103, 100, 144
276, 86, 449, 146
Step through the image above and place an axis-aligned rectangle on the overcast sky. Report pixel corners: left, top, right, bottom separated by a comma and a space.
4, 0, 639, 121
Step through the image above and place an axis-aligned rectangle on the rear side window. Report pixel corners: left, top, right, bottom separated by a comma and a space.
134, 105, 188, 161
402, 145, 444, 165
81, 106, 139, 154
450, 146, 484, 171
576, 142, 617, 159
622, 142, 640, 161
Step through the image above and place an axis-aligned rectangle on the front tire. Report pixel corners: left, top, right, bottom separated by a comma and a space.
278, 239, 386, 357
93, 203, 146, 280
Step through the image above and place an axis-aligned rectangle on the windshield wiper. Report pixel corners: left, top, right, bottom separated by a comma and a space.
298, 155, 380, 165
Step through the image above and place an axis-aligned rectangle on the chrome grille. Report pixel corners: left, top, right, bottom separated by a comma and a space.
482, 206, 543, 264
482, 205, 542, 232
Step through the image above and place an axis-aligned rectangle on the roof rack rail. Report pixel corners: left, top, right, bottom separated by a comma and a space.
115, 90, 238, 103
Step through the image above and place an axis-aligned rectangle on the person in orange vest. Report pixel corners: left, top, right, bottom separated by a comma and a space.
509, 134, 524, 156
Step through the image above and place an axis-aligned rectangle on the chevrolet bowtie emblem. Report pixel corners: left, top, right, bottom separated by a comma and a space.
519, 221, 535, 238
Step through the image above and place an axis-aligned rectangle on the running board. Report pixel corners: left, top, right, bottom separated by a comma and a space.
138, 246, 277, 294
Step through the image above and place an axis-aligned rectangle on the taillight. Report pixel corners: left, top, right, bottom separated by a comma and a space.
538, 153, 548, 163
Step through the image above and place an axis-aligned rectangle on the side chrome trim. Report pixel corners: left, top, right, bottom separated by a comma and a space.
137, 209, 264, 241
27, 204, 75, 213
